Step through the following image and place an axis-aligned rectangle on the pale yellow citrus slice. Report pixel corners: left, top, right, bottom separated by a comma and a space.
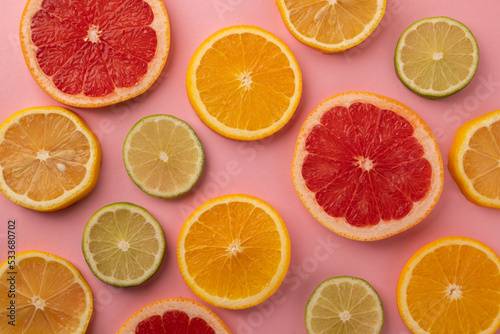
186, 25, 302, 140
0, 250, 93, 334
397, 236, 500, 334
449, 110, 500, 208
0, 106, 101, 211
177, 194, 291, 309
276, 0, 386, 53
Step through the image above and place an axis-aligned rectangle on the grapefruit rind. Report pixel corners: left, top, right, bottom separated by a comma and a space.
292, 91, 443, 241
116, 297, 232, 334
19, 0, 170, 108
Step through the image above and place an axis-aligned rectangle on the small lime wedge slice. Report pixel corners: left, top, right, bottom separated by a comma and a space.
82, 202, 166, 287
123, 114, 204, 198
305, 276, 384, 334
395, 16, 479, 99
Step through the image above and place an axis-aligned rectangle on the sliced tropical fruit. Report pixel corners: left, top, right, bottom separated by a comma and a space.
305, 276, 384, 334
116, 297, 231, 334
0, 250, 93, 334
449, 110, 500, 208
177, 194, 291, 309
0, 106, 101, 211
397, 236, 500, 334
276, 0, 386, 53
395, 16, 479, 99
19, 0, 170, 108
186, 25, 302, 140
82, 202, 165, 287
123, 114, 204, 198
292, 91, 443, 241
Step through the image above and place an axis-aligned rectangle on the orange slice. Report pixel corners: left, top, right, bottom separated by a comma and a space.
449, 109, 500, 208
397, 236, 500, 334
0, 250, 93, 334
177, 194, 291, 309
186, 25, 302, 140
20, 0, 170, 108
0, 106, 101, 211
276, 0, 386, 53
292, 92, 443, 241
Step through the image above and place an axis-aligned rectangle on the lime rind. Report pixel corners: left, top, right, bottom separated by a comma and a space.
395, 16, 479, 99
305, 276, 384, 334
123, 114, 205, 198
82, 202, 166, 287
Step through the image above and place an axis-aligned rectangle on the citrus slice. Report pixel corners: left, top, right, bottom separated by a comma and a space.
276, 0, 386, 53
449, 110, 500, 208
397, 236, 500, 334
177, 194, 291, 309
82, 202, 166, 287
116, 297, 231, 334
395, 16, 479, 99
0, 250, 93, 334
186, 25, 302, 140
20, 0, 170, 108
123, 114, 204, 198
0, 106, 101, 211
292, 91, 443, 241
305, 276, 384, 334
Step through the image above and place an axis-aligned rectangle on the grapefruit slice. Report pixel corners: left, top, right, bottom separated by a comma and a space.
292, 92, 443, 241
19, 0, 170, 108
116, 297, 231, 334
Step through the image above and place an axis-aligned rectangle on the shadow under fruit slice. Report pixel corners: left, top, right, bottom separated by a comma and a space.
19, 0, 170, 108
292, 91, 443, 241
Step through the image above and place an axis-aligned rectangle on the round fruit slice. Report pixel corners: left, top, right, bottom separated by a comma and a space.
395, 17, 479, 99
449, 110, 500, 208
0, 250, 93, 334
397, 236, 500, 334
186, 25, 302, 140
123, 114, 204, 198
82, 202, 166, 287
177, 194, 291, 309
20, 0, 170, 108
305, 276, 384, 334
0, 106, 101, 211
276, 0, 386, 53
292, 91, 443, 241
116, 297, 231, 334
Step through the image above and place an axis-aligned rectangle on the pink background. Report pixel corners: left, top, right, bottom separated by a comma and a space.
2, 0, 500, 333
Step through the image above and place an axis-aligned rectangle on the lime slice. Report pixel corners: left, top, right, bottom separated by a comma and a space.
123, 114, 204, 198
82, 202, 166, 287
305, 276, 384, 334
394, 16, 479, 99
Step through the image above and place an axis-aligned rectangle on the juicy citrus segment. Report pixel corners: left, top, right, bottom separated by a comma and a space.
123, 115, 204, 198
82, 202, 165, 287
177, 194, 291, 309
276, 0, 386, 53
186, 25, 302, 140
305, 276, 384, 334
395, 17, 479, 99
0, 107, 101, 211
292, 91, 443, 241
449, 110, 500, 208
20, 0, 170, 108
397, 236, 500, 334
0, 250, 93, 334
116, 297, 231, 334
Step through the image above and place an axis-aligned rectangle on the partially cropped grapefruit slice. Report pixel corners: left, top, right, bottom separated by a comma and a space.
20, 0, 170, 108
116, 297, 231, 334
292, 92, 443, 241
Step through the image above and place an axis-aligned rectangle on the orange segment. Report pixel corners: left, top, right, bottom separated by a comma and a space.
0, 107, 101, 211
397, 236, 500, 333
177, 194, 291, 309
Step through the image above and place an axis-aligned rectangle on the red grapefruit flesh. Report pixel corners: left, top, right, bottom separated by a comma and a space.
292, 92, 443, 241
